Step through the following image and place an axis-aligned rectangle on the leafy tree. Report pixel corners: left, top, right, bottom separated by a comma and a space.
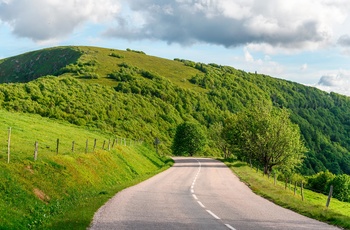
306, 170, 335, 194
332, 174, 350, 202
223, 104, 307, 175
208, 122, 231, 158
172, 122, 207, 156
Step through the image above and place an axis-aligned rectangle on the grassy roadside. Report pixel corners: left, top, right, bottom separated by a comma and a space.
0, 109, 173, 229
0, 145, 173, 230
222, 159, 350, 230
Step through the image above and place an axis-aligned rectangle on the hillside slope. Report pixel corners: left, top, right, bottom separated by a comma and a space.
0, 46, 350, 175
0, 109, 171, 229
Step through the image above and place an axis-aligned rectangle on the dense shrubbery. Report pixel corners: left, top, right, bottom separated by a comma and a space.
0, 47, 81, 83
306, 171, 350, 202
179, 60, 350, 176
172, 122, 207, 156
1, 47, 350, 177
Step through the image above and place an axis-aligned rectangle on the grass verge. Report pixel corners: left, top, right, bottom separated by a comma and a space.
0, 145, 173, 230
0, 109, 173, 229
222, 159, 350, 230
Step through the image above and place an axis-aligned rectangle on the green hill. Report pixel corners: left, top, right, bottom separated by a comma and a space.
0, 109, 171, 229
1, 46, 350, 175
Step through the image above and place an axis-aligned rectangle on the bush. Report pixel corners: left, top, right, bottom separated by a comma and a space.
332, 174, 350, 202
172, 122, 207, 156
306, 170, 335, 194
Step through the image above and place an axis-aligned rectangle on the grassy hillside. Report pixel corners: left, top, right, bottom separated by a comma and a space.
1, 46, 350, 176
224, 158, 350, 229
0, 109, 171, 229
0, 47, 81, 83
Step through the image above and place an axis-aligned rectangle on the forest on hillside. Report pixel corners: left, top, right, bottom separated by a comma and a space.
0, 47, 350, 176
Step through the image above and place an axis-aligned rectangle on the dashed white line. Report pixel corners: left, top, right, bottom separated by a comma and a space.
225, 224, 237, 230
191, 159, 238, 230
206, 210, 221, 220
197, 201, 205, 208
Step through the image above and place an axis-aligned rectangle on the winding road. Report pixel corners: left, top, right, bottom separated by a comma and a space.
89, 157, 339, 230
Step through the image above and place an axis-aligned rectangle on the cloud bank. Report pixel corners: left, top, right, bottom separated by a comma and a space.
1, 0, 350, 51
104, 0, 350, 51
315, 72, 350, 96
0, 0, 120, 42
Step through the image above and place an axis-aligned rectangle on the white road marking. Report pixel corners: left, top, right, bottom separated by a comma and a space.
206, 210, 221, 220
197, 201, 205, 208
225, 224, 237, 230
192, 160, 239, 229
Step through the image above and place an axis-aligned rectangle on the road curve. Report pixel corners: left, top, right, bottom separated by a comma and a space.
89, 157, 339, 230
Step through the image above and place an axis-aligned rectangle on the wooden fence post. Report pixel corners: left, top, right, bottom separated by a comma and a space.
56, 138, 60, 154
294, 181, 297, 195
34, 141, 38, 161
108, 139, 111, 150
93, 139, 97, 151
102, 140, 106, 149
301, 181, 304, 201
326, 185, 333, 208
72, 141, 75, 152
285, 177, 288, 190
85, 139, 89, 154
112, 139, 116, 148
7, 127, 11, 163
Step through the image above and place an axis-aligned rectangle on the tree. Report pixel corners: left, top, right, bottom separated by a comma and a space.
208, 122, 231, 158
331, 174, 350, 202
223, 104, 307, 175
172, 122, 207, 156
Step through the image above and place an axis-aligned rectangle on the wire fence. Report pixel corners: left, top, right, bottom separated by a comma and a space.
3, 127, 143, 163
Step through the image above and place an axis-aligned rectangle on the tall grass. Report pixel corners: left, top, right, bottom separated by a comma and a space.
0, 109, 172, 229
223, 159, 350, 229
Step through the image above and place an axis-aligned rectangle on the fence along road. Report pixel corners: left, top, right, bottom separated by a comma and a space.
89, 157, 340, 230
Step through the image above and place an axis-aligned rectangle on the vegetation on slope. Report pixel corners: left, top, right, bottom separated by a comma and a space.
0, 109, 172, 229
224, 158, 350, 229
0, 47, 81, 83
1, 46, 350, 176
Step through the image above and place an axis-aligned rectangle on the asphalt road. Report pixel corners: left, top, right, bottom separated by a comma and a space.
89, 157, 340, 230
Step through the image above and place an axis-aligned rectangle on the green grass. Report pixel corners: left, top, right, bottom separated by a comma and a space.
0, 109, 122, 162
0, 109, 173, 229
0, 46, 206, 92
74, 46, 206, 91
223, 159, 350, 229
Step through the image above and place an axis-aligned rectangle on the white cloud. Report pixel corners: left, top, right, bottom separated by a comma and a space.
300, 64, 308, 71
242, 47, 284, 76
244, 48, 254, 62
0, 0, 120, 42
104, 0, 350, 53
1, 0, 349, 53
315, 71, 350, 96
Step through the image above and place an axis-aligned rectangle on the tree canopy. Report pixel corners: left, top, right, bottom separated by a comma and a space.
223, 105, 307, 175
172, 122, 207, 156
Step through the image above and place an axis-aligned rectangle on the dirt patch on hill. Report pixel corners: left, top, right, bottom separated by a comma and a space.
33, 188, 50, 203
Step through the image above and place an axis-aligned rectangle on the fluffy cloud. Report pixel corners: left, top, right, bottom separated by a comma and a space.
315, 72, 350, 96
338, 34, 350, 47
0, 0, 120, 42
1, 0, 350, 52
104, 0, 350, 51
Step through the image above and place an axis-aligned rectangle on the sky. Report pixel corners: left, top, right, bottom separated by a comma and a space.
1, 0, 350, 95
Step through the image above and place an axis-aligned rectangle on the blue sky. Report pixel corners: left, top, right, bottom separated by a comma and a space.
1, 0, 350, 95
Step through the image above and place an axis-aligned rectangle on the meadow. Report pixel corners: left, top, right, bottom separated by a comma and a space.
224, 159, 350, 229
0, 109, 172, 229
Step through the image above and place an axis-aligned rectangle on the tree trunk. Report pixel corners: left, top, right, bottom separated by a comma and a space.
264, 165, 269, 175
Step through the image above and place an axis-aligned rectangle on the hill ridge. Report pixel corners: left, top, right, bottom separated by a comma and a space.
0, 46, 350, 176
